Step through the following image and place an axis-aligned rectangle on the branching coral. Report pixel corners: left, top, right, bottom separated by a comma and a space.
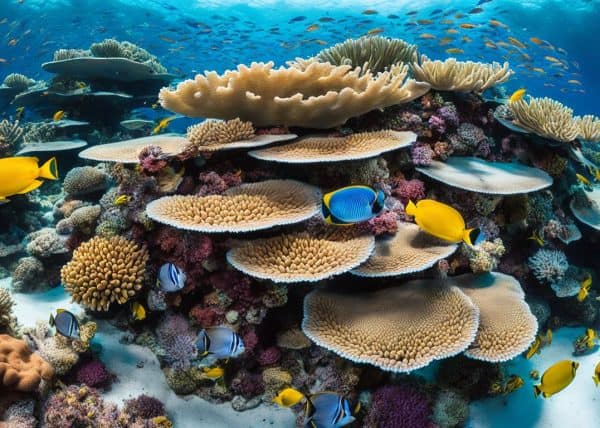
61, 236, 148, 311
508, 97, 579, 143
159, 61, 430, 128
575, 115, 600, 142
2, 73, 35, 91
411, 57, 512, 92
0, 119, 23, 156
527, 248, 569, 284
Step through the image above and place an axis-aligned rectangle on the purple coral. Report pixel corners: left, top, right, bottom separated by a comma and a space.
391, 178, 425, 204
437, 105, 460, 127
410, 144, 434, 166
364, 384, 433, 428
197, 171, 242, 196
357, 211, 398, 236
123, 394, 166, 419
75, 359, 112, 388
428, 114, 446, 134
257, 346, 282, 366
156, 313, 198, 369
138, 145, 168, 173
43, 385, 119, 428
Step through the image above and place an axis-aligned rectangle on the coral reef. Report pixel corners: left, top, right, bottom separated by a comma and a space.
0, 119, 23, 156
364, 384, 432, 428
63, 166, 108, 197
2, 73, 35, 91
0, 334, 53, 392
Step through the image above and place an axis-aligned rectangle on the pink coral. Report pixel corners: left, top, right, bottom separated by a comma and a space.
391, 178, 426, 204
230, 370, 265, 398
197, 171, 242, 196
357, 211, 398, 236
138, 145, 168, 173
410, 144, 434, 166
257, 347, 281, 366
74, 359, 112, 388
209, 271, 260, 313
241, 327, 259, 355
189, 306, 224, 327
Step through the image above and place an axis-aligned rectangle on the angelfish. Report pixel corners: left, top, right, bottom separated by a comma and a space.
321, 185, 386, 225
196, 326, 245, 360
49, 309, 80, 340
305, 392, 356, 428
157, 262, 187, 293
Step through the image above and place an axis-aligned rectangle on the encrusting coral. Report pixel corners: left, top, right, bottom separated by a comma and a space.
411, 57, 512, 92
61, 236, 149, 311
0, 334, 53, 392
63, 166, 108, 197
159, 61, 430, 128
0, 288, 17, 335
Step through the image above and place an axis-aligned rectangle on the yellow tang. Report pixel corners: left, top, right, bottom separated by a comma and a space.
202, 366, 225, 379
509, 88, 526, 103
525, 336, 541, 359
534, 360, 579, 398
53, 110, 65, 121
405, 199, 483, 245
273, 387, 305, 407
0, 157, 58, 203
131, 302, 146, 321
593, 362, 600, 386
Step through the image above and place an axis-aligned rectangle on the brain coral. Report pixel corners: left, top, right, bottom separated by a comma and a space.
226, 229, 375, 283
249, 130, 416, 163
159, 61, 430, 128
0, 334, 54, 392
61, 236, 148, 311
63, 166, 108, 196
352, 222, 458, 277
146, 180, 321, 233
454, 272, 538, 362
302, 279, 479, 372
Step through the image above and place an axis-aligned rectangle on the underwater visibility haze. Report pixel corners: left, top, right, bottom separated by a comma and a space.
0, 0, 599, 427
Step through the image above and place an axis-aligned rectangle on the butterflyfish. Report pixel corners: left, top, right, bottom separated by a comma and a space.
49, 309, 80, 340
533, 360, 578, 398
202, 366, 225, 379
509, 88, 526, 103
577, 274, 592, 302
321, 186, 385, 225
53, 110, 65, 121
405, 199, 484, 245
305, 392, 356, 428
273, 387, 305, 407
593, 362, 600, 386
157, 262, 187, 293
0, 157, 58, 203
114, 194, 130, 206
196, 326, 245, 360
152, 115, 178, 134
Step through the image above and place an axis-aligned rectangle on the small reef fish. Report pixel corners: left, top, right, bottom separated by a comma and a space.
509, 88, 526, 103
362, 9, 378, 15
568, 79, 582, 85
459, 23, 477, 29
321, 185, 385, 225
530, 370, 540, 380
49, 309, 80, 340
527, 230, 544, 246
446, 29, 459, 35
534, 360, 579, 398
593, 362, 600, 386
576, 173, 593, 190
446, 48, 464, 54
273, 387, 305, 407
405, 199, 484, 246
417, 19, 434, 25
577, 274, 592, 302
508, 36, 527, 49
196, 326, 245, 360
53, 110, 65, 121
305, 392, 356, 428
530, 37, 544, 45
157, 262, 187, 293
573, 328, 597, 355
202, 366, 225, 380
504, 375, 524, 394
469, 7, 484, 14
0, 157, 58, 203
419, 33, 436, 39
306, 24, 319, 32
15, 106, 25, 120
525, 329, 552, 359
131, 302, 146, 321
489, 19, 508, 29
152, 115, 178, 134
366, 28, 384, 36
114, 194, 130, 206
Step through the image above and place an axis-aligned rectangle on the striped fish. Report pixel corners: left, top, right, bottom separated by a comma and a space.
305, 392, 356, 428
157, 263, 187, 293
49, 309, 80, 340
196, 326, 245, 360
322, 185, 386, 225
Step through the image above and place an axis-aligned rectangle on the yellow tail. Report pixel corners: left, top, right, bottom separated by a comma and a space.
533, 385, 541, 398
405, 200, 417, 216
593, 375, 599, 387
39, 157, 58, 180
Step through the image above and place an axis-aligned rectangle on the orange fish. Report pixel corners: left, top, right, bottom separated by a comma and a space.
489, 19, 508, 29
485, 41, 497, 49
460, 23, 477, 29
417, 19, 434, 25
366, 27, 384, 36
306, 24, 319, 32
508, 37, 527, 49
446, 48, 464, 54
419, 33, 436, 39
530, 37, 544, 45
446, 29, 459, 34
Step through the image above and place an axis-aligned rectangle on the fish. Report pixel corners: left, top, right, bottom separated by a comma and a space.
527, 230, 544, 246
484, 41, 497, 49
489, 19, 508, 29
544, 56, 561, 63
440, 19, 454, 25
15, 106, 25, 120
318, 17, 335, 22
289, 16, 306, 23
503, 375, 524, 394
576, 173, 593, 189
469, 7, 484, 14
568, 79, 582, 85
534, 360, 579, 398
573, 328, 597, 355
459, 23, 477, 29
509, 88, 526, 103
53, 110, 65, 121
131, 302, 146, 321
49, 309, 80, 340
157, 262, 187, 293
593, 362, 600, 386
273, 387, 305, 407
419, 33, 436, 39
306, 24, 319, 32
417, 19, 434, 25
202, 366, 225, 380
114, 194, 130, 206
530, 37, 544, 45
405, 199, 484, 246
305, 392, 356, 428
526, 337, 542, 359
196, 326, 245, 360
321, 185, 385, 225
446, 29, 459, 34
152, 115, 177, 134
362, 9, 378, 15
366, 28, 384, 36
532, 67, 546, 74
0, 157, 58, 203
530, 370, 540, 380
446, 48, 464, 54
159, 35, 176, 43
508, 37, 527, 49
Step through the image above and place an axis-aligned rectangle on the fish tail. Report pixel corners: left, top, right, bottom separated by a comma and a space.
533, 385, 541, 398
39, 157, 58, 180
463, 228, 480, 246
594, 375, 599, 387
49, 314, 55, 326
405, 200, 417, 216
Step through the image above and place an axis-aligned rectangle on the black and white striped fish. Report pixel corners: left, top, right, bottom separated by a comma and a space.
196, 326, 245, 359
49, 309, 80, 340
157, 262, 186, 293
305, 392, 356, 428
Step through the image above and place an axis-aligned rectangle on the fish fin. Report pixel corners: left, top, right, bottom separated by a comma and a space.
533, 385, 541, 398
0, 196, 9, 204
322, 191, 333, 209
17, 180, 44, 194
594, 376, 599, 386
49, 314, 55, 326
39, 157, 58, 180
463, 228, 482, 246
405, 200, 417, 216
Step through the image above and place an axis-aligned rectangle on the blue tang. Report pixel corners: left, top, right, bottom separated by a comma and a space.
322, 185, 385, 225
305, 392, 356, 428
49, 309, 80, 340
196, 326, 245, 360
157, 262, 187, 293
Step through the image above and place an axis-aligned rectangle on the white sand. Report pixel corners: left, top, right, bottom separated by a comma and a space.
1, 279, 296, 428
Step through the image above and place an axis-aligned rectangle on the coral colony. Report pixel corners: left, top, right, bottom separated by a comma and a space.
0, 28, 599, 428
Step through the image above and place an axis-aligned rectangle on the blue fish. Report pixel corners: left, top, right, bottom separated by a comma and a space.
305, 393, 356, 428
157, 263, 186, 293
49, 309, 80, 340
322, 185, 385, 225
196, 326, 245, 360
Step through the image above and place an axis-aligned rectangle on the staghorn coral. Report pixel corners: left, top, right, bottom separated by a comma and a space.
0, 334, 53, 392
302, 279, 479, 372
310, 36, 418, 72
159, 61, 430, 129
61, 236, 148, 311
527, 248, 569, 284
249, 130, 416, 163
63, 166, 108, 197
146, 180, 321, 233
226, 228, 375, 283
411, 57, 512, 92
575, 115, 600, 142
508, 96, 579, 143
2, 73, 35, 91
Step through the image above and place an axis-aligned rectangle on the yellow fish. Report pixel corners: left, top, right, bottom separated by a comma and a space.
366, 28, 384, 36
593, 362, 600, 386
526, 337, 541, 359
202, 366, 225, 379
532, 67, 546, 74
114, 194, 130, 206
508, 36, 527, 49
273, 387, 305, 407
530, 370, 540, 380
568, 79, 582, 85
504, 375, 524, 394
53, 110, 65, 121
576, 173, 592, 189
509, 88, 526, 103
152, 115, 177, 134
577, 275, 592, 302
0, 157, 58, 203
544, 56, 560, 63
305, 24, 319, 32
534, 360, 579, 398
131, 302, 146, 321
527, 230, 544, 246
419, 33, 436, 39
405, 199, 483, 246
459, 23, 477, 29
446, 48, 464, 54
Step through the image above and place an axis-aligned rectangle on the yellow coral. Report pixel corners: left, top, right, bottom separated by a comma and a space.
508, 97, 579, 143
575, 115, 600, 143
